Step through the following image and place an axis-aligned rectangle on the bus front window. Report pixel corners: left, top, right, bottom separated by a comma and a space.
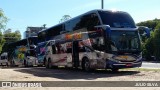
29, 45, 37, 56
110, 31, 140, 53
98, 11, 136, 28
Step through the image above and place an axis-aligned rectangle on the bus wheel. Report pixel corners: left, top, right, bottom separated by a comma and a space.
12, 61, 15, 67
24, 60, 28, 67
111, 68, 119, 72
45, 60, 49, 68
6, 62, 8, 66
82, 58, 91, 72
48, 59, 53, 69
52, 66, 58, 69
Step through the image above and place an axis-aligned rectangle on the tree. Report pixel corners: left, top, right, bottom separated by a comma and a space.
152, 23, 160, 60
137, 19, 160, 30
0, 9, 8, 31
0, 31, 5, 52
141, 22, 160, 61
1, 29, 21, 53
3, 29, 21, 43
59, 15, 71, 23
0, 9, 7, 53
3, 28, 11, 34
143, 34, 154, 60
136, 19, 160, 61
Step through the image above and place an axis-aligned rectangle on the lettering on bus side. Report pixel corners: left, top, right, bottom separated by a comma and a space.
65, 33, 82, 40
65, 34, 72, 40
18, 47, 27, 52
73, 33, 82, 39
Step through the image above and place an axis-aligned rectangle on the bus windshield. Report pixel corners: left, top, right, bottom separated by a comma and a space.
99, 11, 136, 28
110, 31, 140, 52
29, 45, 37, 56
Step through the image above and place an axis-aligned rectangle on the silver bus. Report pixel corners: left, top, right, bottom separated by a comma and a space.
38, 9, 150, 71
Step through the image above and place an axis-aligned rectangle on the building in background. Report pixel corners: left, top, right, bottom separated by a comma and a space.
24, 26, 46, 39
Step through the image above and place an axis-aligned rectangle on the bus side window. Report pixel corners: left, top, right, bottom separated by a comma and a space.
79, 47, 86, 52
85, 47, 91, 52
90, 13, 100, 27
92, 37, 105, 51
67, 48, 72, 53
60, 47, 64, 53
52, 45, 56, 54
56, 44, 61, 54
80, 13, 100, 31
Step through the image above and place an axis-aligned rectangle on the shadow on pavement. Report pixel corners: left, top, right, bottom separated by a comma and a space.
12, 67, 140, 80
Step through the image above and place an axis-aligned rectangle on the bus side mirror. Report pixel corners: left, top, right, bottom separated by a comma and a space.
94, 25, 111, 38
105, 25, 111, 38
138, 26, 150, 38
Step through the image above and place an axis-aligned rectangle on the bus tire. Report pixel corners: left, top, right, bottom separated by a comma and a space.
48, 59, 53, 69
82, 58, 91, 72
43, 58, 46, 66
6, 62, 8, 66
111, 68, 119, 72
12, 61, 15, 67
24, 60, 28, 67
45, 60, 49, 68
52, 66, 58, 69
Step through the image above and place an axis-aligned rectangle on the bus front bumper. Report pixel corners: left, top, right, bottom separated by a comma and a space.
106, 60, 142, 69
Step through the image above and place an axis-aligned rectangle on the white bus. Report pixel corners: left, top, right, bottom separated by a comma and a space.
0, 52, 9, 66
8, 37, 38, 67
38, 9, 150, 71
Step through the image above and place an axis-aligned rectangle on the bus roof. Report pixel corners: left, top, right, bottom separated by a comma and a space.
38, 9, 128, 34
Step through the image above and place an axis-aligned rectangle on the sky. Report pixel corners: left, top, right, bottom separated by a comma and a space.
0, 0, 160, 38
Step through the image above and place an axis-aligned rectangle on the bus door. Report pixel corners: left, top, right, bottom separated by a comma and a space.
72, 41, 79, 68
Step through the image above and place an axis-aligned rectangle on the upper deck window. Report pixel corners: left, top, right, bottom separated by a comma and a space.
98, 11, 136, 28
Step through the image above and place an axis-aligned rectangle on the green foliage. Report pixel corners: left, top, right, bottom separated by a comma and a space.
137, 18, 160, 30
0, 9, 8, 31
0, 31, 5, 52
0, 9, 21, 53
3, 29, 21, 43
143, 35, 154, 60
59, 15, 71, 23
1, 29, 21, 53
152, 23, 160, 59
140, 20, 160, 61
0, 9, 7, 53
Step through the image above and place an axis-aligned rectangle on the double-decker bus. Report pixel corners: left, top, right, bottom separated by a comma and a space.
8, 36, 38, 67
38, 9, 150, 71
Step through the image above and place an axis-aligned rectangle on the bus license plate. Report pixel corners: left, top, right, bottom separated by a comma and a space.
126, 64, 132, 67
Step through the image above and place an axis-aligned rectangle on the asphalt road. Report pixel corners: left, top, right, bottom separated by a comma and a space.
141, 61, 160, 69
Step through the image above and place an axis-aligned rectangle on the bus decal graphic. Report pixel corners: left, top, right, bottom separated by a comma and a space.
65, 33, 82, 40
52, 56, 67, 64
